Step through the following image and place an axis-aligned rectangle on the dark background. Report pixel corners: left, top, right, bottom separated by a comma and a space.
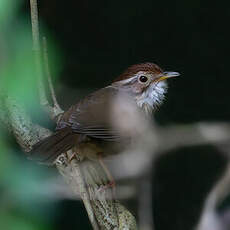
36, 0, 230, 123
22, 0, 230, 229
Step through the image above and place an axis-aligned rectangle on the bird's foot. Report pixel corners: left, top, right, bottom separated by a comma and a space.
98, 180, 116, 193
97, 152, 116, 195
68, 151, 81, 163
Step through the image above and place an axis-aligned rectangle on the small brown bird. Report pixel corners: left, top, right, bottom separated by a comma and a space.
31, 63, 179, 163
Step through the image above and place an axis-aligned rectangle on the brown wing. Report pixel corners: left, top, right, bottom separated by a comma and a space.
57, 86, 121, 141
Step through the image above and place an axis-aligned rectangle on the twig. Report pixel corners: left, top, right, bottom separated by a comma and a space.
80, 158, 119, 229
30, 0, 62, 121
138, 174, 154, 230
42, 36, 64, 120
56, 153, 100, 230
29, 0, 40, 51
157, 122, 230, 154
196, 162, 230, 230
29, 0, 48, 107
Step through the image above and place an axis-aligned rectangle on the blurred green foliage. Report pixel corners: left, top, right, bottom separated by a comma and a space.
0, 0, 19, 24
0, 0, 37, 109
0, 1, 62, 111
0, 0, 60, 229
0, 133, 56, 230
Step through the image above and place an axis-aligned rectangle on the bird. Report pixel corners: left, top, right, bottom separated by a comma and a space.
30, 62, 179, 164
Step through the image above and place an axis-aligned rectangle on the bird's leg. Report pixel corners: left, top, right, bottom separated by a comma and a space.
68, 147, 82, 163
68, 152, 78, 162
97, 152, 116, 194
68, 134, 87, 163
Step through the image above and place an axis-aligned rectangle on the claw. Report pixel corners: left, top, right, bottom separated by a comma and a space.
68, 152, 79, 163
97, 152, 116, 195
98, 180, 116, 193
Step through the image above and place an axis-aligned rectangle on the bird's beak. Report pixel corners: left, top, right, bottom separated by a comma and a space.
156, 71, 180, 82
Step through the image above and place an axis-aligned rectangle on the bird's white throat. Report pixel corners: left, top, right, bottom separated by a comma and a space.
136, 81, 168, 113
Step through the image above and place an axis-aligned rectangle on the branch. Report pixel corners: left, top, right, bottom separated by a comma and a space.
56, 152, 137, 230
195, 162, 230, 230
0, 93, 51, 152
56, 152, 100, 230
30, 0, 63, 121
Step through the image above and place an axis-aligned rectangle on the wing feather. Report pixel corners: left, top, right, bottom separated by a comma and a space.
57, 87, 121, 141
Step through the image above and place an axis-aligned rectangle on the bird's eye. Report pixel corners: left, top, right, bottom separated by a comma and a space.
139, 75, 148, 83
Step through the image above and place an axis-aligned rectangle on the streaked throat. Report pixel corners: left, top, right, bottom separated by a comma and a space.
136, 81, 168, 114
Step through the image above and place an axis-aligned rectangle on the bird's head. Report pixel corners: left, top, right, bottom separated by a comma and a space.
111, 62, 180, 114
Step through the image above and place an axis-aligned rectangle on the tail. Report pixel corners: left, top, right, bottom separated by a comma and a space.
29, 127, 77, 164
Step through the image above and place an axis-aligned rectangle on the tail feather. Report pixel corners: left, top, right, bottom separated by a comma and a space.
29, 127, 77, 164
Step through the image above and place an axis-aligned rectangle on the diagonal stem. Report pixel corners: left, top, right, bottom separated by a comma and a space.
29, 0, 40, 51
42, 36, 64, 119
29, 0, 48, 107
